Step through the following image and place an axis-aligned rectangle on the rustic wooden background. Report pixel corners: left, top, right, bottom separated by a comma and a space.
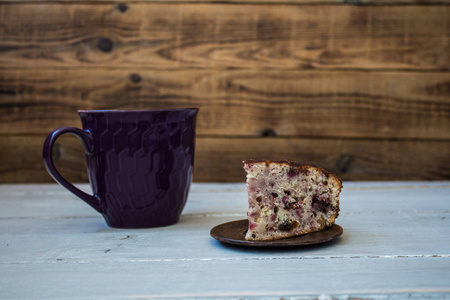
0, 0, 449, 183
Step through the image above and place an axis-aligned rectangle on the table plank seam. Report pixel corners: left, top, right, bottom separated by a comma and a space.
2, 254, 449, 265
1, 210, 449, 220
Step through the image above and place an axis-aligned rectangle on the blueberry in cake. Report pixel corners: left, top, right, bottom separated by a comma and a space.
244, 160, 342, 241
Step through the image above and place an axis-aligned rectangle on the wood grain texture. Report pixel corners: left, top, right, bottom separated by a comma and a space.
2, 258, 447, 299
1, 1, 449, 182
0, 183, 449, 298
1, 135, 449, 183
0, 4, 448, 70
1, 69, 449, 139
195, 137, 450, 181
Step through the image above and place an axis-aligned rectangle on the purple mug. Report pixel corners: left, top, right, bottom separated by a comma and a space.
43, 109, 198, 228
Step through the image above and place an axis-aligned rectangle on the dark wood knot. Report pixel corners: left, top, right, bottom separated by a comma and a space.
97, 38, 114, 53
336, 154, 354, 174
342, 0, 363, 4
116, 3, 129, 13
129, 73, 142, 83
260, 128, 277, 137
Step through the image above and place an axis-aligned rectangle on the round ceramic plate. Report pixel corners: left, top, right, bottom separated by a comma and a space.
210, 219, 343, 247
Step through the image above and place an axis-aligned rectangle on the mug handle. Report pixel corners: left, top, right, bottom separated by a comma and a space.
43, 127, 103, 213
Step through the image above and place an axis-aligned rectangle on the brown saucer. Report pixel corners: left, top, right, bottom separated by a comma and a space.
210, 219, 343, 247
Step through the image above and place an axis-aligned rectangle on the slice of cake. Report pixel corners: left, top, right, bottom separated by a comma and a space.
244, 160, 342, 241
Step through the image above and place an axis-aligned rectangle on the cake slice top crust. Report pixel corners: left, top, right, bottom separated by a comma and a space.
243, 159, 342, 187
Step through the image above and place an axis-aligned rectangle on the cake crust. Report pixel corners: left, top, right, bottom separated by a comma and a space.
243, 159, 341, 184
244, 160, 342, 241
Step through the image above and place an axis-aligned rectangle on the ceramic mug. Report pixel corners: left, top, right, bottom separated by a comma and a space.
43, 108, 198, 228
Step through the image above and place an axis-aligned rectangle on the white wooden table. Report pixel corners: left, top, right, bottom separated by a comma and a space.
1, 182, 449, 299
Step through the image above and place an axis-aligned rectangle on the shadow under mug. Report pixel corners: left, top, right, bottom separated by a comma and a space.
43, 108, 198, 228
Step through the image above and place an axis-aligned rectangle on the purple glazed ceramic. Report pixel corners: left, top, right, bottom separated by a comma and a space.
43, 109, 198, 228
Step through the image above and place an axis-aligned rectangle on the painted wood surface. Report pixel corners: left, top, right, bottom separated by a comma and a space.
0, 182, 449, 299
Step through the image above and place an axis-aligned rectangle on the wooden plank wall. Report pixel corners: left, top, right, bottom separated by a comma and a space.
0, 0, 449, 183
